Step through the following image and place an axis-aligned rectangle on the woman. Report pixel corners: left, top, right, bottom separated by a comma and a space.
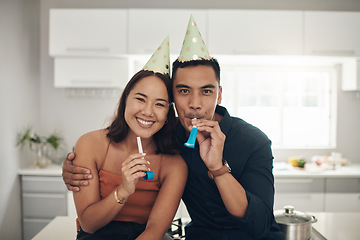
73, 37, 188, 240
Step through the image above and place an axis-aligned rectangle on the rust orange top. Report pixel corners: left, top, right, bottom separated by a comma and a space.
98, 141, 162, 224
99, 169, 161, 224
76, 140, 163, 231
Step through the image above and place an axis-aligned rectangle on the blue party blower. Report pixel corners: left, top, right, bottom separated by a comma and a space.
184, 125, 198, 148
137, 137, 154, 180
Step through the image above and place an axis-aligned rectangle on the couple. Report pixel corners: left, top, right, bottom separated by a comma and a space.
63, 16, 284, 240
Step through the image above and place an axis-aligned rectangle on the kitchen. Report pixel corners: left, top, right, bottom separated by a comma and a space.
1, 0, 360, 239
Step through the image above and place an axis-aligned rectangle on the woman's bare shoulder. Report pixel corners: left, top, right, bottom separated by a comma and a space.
77, 129, 108, 145
75, 129, 109, 160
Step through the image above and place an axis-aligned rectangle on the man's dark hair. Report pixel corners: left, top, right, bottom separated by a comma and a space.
172, 58, 221, 84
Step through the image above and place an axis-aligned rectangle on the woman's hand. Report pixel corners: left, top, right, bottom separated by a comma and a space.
118, 153, 151, 197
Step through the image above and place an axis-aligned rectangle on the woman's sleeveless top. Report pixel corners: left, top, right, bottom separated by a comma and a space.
98, 141, 162, 224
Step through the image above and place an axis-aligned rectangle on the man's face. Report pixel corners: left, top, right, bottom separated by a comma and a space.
173, 65, 222, 132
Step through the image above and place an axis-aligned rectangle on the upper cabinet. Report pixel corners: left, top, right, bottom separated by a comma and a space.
54, 57, 129, 88
304, 11, 360, 56
208, 10, 303, 55
128, 9, 207, 54
49, 9, 127, 56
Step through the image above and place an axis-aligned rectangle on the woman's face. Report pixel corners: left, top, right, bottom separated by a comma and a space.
125, 76, 170, 139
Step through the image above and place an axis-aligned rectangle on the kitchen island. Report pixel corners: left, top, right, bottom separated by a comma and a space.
19, 164, 360, 239
33, 212, 360, 240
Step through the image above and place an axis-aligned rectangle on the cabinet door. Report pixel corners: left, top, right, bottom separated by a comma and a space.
128, 9, 207, 54
274, 193, 325, 212
208, 10, 303, 55
325, 193, 360, 212
21, 176, 68, 239
274, 178, 325, 212
304, 11, 360, 56
22, 176, 66, 193
23, 218, 50, 240
23, 193, 67, 218
325, 178, 360, 212
49, 9, 127, 56
54, 57, 129, 88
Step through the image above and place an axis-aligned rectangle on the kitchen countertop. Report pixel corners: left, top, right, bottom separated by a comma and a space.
18, 164, 64, 176
274, 163, 360, 178
18, 163, 360, 178
33, 212, 360, 240
310, 212, 360, 240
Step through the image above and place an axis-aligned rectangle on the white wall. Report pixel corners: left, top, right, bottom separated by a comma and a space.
39, 0, 360, 162
1, 0, 360, 238
0, 0, 40, 238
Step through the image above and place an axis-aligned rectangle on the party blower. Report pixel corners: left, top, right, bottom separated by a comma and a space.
137, 136, 154, 180
184, 119, 198, 148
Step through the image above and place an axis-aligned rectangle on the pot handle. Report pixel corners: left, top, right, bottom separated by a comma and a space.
311, 215, 317, 223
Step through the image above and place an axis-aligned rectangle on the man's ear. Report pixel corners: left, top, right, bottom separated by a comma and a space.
217, 86, 222, 105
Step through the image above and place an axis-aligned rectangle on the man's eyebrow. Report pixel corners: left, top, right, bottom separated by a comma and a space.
175, 84, 216, 89
175, 84, 190, 89
135, 92, 168, 103
201, 84, 216, 89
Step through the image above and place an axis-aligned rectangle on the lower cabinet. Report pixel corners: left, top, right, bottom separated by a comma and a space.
274, 178, 325, 212
21, 175, 68, 240
274, 193, 325, 212
274, 177, 360, 213
324, 178, 360, 212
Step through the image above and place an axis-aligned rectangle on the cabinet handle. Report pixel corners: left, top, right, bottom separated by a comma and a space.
276, 179, 313, 183
66, 47, 110, 52
233, 48, 279, 54
70, 79, 113, 85
22, 176, 62, 182
23, 193, 65, 199
23, 218, 51, 223
311, 50, 356, 55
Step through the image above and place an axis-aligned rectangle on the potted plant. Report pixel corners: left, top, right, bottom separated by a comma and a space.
16, 128, 63, 168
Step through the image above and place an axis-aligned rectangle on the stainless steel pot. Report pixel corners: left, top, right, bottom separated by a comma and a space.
274, 206, 317, 240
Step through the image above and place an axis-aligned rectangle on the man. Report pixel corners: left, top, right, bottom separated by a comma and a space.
63, 16, 284, 240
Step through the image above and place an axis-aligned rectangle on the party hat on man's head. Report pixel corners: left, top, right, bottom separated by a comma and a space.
178, 15, 211, 62
142, 36, 170, 75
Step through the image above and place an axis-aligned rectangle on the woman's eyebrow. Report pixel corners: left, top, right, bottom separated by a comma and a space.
135, 92, 168, 103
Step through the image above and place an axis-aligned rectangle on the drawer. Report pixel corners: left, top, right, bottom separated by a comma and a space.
275, 178, 325, 193
325, 193, 360, 212
274, 193, 325, 212
22, 193, 67, 218
23, 218, 50, 240
22, 176, 66, 193
326, 178, 360, 193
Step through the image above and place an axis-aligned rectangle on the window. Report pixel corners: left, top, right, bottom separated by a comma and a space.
219, 56, 337, 149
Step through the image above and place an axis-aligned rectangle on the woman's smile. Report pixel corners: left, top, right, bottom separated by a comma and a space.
136, 117, 155, 128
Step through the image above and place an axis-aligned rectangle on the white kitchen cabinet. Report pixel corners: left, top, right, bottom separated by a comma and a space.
274, 178, 325, 212
128, 9, 207, 54
49, 9, 127, 56
21, 175, 68, 240
54, 57, 129, 88
304, 11, 360, 56
208, 10, 303, 55
274, 193, 325, 212
324, 178, 360, 212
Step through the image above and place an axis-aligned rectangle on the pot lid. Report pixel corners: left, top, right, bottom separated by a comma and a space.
274, 206, 312, 224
